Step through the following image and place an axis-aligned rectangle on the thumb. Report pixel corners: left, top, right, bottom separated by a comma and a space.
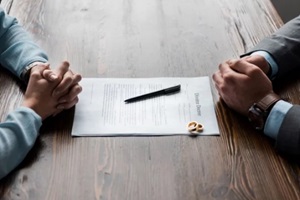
43, 69, 58, 81
41, 63, 59, 81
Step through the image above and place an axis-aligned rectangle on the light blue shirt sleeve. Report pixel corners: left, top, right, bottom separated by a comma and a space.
251, 51, 278, 80
264, 100, 292, 139
0, 107, 42, 179
0, 7, 47, 179
250, 51, 292, 139
0, 7, 48, 78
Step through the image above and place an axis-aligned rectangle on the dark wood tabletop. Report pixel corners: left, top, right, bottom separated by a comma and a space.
1, 0, 300, 199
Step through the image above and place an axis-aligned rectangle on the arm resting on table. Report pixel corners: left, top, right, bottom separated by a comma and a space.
0, 107, 42, 179
0, 7, 48, 80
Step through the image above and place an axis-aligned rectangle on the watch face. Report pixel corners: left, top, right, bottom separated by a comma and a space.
248, 105, 265, 130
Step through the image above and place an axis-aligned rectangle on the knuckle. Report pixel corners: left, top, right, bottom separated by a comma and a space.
227, 59, 238, 66
222, 73, 233, 82
65, 98, 79, 109
248, 67, 261, 76
63, 96, 72, 102
64, 76, 73, 84
30, 71, 40, 78
75, 85, 83, 93
219, 84, 227, 93
218, 62, 227, 70
231, 59, 242, 66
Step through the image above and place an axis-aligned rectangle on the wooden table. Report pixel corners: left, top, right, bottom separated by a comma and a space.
1, 0, 300, 199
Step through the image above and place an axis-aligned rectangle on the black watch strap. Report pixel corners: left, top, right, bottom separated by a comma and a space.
256, 93, 281, 112
248, 93, 281, 130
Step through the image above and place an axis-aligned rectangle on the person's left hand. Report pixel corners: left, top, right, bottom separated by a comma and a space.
212, 59, 273, 116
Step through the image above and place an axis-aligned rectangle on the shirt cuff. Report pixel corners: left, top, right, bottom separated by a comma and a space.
264, 100, 292, 139
21, 61, 47, 84
251, 51, 278, 80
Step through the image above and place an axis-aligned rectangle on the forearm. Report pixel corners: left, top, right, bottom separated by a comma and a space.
275, 105, 300, 157
249, 15, 300, 79
0, 107, 42, 179
0, 7, 48, 79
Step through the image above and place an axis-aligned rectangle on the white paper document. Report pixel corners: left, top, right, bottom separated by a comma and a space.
72, 77, 220, 136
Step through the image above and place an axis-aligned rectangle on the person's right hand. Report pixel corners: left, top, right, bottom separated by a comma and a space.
212, 59, 274, 116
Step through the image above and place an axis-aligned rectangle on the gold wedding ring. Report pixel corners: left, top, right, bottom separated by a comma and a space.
187, 121, 198, 132
187, 121, 204, 134
196, 123, 203, 132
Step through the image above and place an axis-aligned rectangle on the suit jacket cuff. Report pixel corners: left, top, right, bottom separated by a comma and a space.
276, 105, 300, 156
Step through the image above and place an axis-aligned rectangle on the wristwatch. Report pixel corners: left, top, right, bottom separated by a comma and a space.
248, 93, 281, 130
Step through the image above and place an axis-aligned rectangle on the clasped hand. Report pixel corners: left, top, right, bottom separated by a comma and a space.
22, 61, 82, 120
212, 55, 274, 116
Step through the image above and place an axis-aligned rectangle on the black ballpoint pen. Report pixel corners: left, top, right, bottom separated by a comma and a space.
124, 84, 181, 103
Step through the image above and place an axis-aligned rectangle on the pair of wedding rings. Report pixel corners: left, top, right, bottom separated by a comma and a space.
187, 121, 204, 134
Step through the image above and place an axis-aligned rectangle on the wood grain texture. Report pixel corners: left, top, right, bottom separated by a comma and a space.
1, 0, 300, 200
